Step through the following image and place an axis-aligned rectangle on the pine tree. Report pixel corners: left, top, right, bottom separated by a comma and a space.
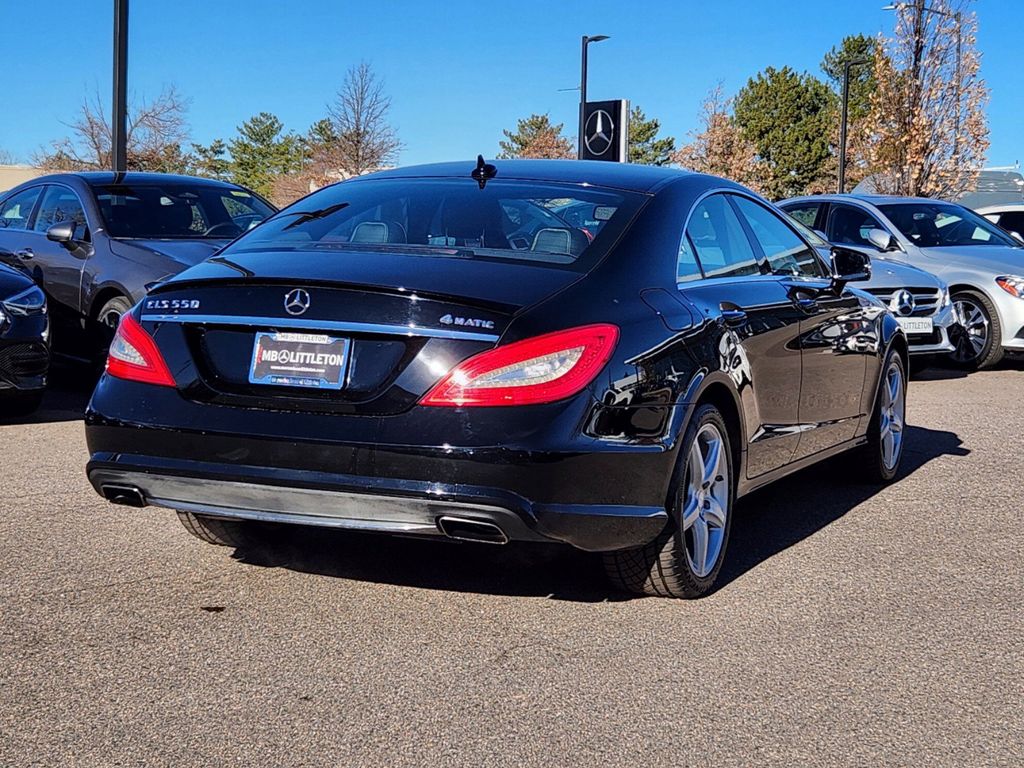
497, 114, 574, 159
627, 106, 675, 165
227, 113, 305, 198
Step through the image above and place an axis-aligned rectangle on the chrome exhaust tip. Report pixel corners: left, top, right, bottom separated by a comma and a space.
436, 515, 509, 545
101, 484, 146, 508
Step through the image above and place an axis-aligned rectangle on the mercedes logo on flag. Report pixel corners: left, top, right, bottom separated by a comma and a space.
284, 289, 311, 316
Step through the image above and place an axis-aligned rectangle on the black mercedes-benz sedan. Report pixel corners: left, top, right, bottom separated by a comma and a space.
0, 172, 275, 364
85, 159, 908, 598
0, 262, 48, 416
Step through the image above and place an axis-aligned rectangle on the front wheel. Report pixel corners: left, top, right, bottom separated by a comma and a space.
603, 403, 734, 599
949, 290, 1003, 369
93, 295, 133, 364
856, 349, 907, 483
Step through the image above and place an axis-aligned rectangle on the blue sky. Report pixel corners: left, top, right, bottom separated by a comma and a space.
1, 0, 1020, 168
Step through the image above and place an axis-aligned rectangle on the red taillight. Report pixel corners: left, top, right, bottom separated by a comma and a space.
420, 323, 619, 407
106, 313, 175, 387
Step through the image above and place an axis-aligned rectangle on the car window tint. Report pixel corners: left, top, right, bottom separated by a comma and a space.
676, 234, 702, 283
784, 203, 820, 229
827, 204, 883, 249
227, 179, 645, 271
33, 186, 89, 237
996, 211, 1024, 239
877, 202, 1019, 248
685, 194, 761, 279
732, 195, 825, 278
0, 187, 42, 230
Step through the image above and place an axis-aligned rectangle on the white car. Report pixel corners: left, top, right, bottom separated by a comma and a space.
975, 204, 1024, 242
781, 194, 1024, 369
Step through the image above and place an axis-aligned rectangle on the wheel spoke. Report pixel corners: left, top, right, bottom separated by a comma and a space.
705, 497, 727, 529
969, 333, 985, 353
687, 442, 703, 497
681, 495, 700, 531
888, 370, 900, 404
882, 425, 895, 467
701, 438, 722, 488
690, 519, 709, 576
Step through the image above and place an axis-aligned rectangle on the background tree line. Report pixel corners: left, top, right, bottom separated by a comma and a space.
28, 0, 985, 204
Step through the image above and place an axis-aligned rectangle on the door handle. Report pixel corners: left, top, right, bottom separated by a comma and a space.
719, 302, 748, 327
15, 248, 33, 261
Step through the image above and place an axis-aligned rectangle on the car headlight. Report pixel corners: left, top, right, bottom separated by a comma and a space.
939, 285, 951, 309
995, 275, 1024, 299
1, 285, 47, 316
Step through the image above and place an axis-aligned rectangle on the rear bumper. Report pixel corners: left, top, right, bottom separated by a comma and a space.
84, 378, 673, 552
86, 453, 668, 552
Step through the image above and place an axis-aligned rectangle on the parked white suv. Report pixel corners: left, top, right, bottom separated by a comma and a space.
781, 195, 1024, 369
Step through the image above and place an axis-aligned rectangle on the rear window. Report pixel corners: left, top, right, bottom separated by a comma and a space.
93, 182, 275, 239
223, 178, 647, 269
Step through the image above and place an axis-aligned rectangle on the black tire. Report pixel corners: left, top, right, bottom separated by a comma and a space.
0, 390, 44, 418
176, 511, 258, 548
949, 290, 1003, 370
856, 347, 907, 483
93, 295, 133, 363
603, 403, 735, 599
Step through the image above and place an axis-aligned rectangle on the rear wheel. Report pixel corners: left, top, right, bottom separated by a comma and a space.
949, 290, 1003, 369
603, 404, 734, 598
176, 511, 259, 548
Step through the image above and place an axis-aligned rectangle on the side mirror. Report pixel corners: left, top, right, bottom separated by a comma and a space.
867, 227, 899, 252
813, 229, 829, 241
830, 246, 871, 291
46, 221, 77, 246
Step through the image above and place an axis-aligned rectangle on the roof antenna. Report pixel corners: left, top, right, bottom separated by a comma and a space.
471, 155, 497, 189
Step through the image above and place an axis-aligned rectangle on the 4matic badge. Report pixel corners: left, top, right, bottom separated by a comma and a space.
439, 314, 495, 329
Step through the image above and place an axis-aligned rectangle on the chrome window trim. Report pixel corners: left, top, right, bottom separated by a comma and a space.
139, 313, 501, 342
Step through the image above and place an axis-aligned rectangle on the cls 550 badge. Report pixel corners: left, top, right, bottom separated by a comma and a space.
144, 298, 201, 311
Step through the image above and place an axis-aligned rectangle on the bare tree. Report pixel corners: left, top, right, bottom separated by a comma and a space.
35, 85, 191, 172
674, 85, 768, 194
0, 148, 17, 165
866, 0, 988, 198
317, 61, 401, 178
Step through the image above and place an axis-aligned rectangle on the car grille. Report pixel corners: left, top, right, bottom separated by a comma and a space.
864, 287, 942, 318
0, 342, 50, 380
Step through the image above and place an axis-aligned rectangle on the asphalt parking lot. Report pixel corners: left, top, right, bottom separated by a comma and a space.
1, 363, 1022, 767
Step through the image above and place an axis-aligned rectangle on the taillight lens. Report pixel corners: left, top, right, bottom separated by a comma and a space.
420, 323, 619, 407
106, 313, 175, 387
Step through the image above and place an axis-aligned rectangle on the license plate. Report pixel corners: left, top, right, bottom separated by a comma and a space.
896, 317, 934, 335
248, 332, 350, 390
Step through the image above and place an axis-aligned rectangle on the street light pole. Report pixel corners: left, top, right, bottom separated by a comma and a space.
578, 34, 609, 159
838, 58, 869, 194
112, 0, 129, 173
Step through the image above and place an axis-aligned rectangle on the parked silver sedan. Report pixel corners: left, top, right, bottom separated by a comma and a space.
786, 215, 956, 369
781, 194, 1024, 369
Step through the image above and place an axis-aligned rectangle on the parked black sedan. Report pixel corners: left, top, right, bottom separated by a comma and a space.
0, 262, 48, 416
0, 172, 275, 363
85, 160, 908, 598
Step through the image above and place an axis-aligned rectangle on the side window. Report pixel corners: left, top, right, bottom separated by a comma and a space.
33, 186, 89, 238
827, 204, 884, 250
0, 187, 43, 230
676, 234, 702, 283
731, 195, 826, 278
997, 211, 1024, 239
685, 194, 761, 279
783, 203, 820, 229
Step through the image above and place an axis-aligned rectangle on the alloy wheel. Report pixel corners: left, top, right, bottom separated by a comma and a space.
682, 423, 729, 578
879, 360, 906, 471
951, 298, 989, 364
